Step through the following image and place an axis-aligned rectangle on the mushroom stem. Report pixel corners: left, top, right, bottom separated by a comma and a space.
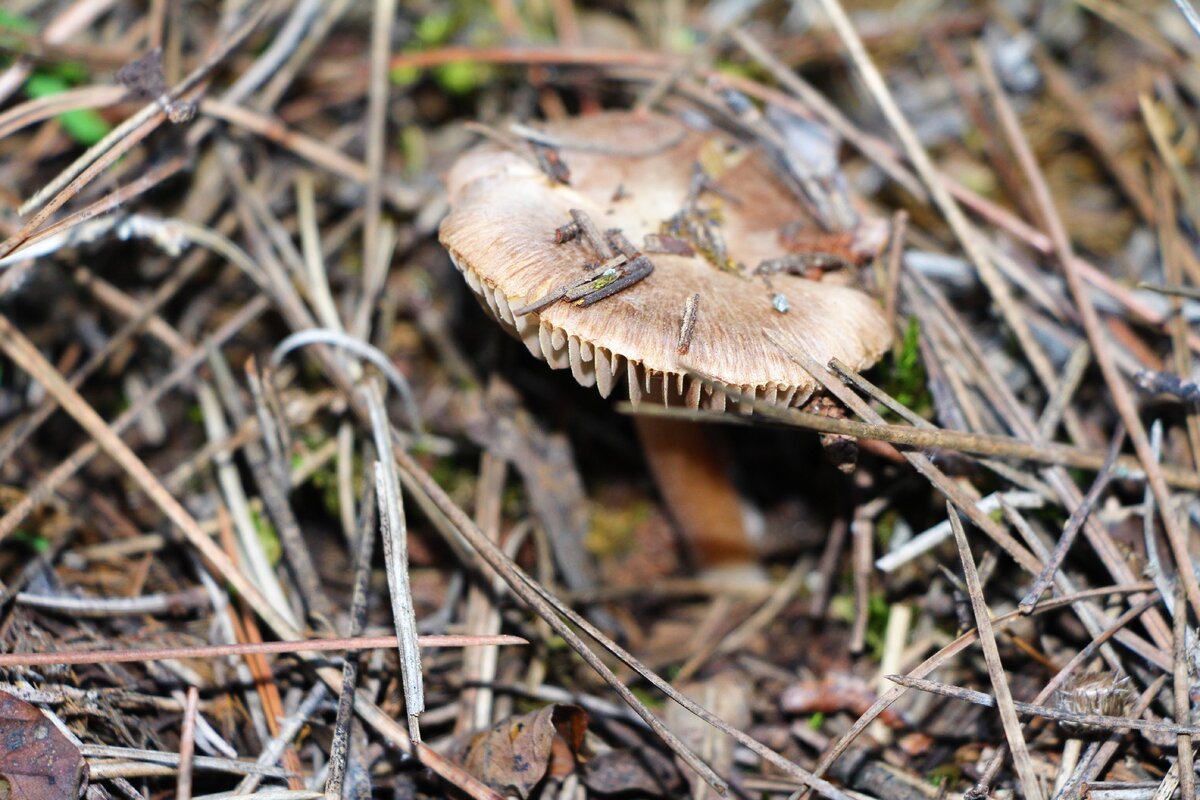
632, 414, 755, 569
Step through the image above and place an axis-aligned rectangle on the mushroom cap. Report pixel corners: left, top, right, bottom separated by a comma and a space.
439, 110, 892, 410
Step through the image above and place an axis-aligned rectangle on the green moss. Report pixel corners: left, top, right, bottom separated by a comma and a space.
589, 269, 619, 290
881, 316, 931, 417
433, 60, 492, 95
585, 500, 651, 559
249, 505, 282, 566
414, 11, 455, 45
398, 125, 428, 177
391, 1, 498, 94
875, 510, 898, 550
428, 457, 479, 509
304, 437, 363, 520
864, 593, 890, 659
389, 63, 417, 85
830, 591, 891, 660
0, 11, 37, 33
0, 12, 34, 69
10, 530, 49, 554
630, 685, 665, 710
926, 764, 962, 787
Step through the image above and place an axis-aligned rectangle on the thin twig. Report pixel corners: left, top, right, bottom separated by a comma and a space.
8, 1, 276, 234
81, 745, 291, 778
979, 35, 1200, 619
883, 210, 908, 342
364, 382, 424, 741
177, 686, 199, 800
1172, 0, 1200, 46
387, 432, 878, 797
0, 304, 257, 584
1154, 166, 1200, 467
271, 328, 423, 435
234, 684, 328, 795
874, 491, 1043, 573
947, 506, 1045, 800
326, 475, 376, 800
1037, 342, 1091, 440
888, 674, 1200, 737
677, 292, 700, 355
759, 342, 1042, 573
0, 634, 526, 668
15, 589, 211, 617
1175, 579, 1196, 800
1019, 424, 1125, 613
362, 0, 395, 334
970, 592, 1162, 795
620, 397, 1200, 491
809, 583, 1156, 783
1062, 676, 1169, 800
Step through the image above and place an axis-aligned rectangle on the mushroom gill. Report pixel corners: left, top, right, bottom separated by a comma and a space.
439, 110, 892, 411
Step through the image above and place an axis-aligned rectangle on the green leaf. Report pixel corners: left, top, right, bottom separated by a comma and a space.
23, 72, 69, 98
23, 72, 112, 145
58, 109, 112, 145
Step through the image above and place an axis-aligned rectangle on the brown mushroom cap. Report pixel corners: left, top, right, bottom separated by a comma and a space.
439, 110, 892, 410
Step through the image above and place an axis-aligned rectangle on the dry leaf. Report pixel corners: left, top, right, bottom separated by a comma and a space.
0, 690, 86, 800
450, 704, 587, 798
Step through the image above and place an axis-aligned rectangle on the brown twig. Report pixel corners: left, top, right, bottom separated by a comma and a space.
1153, 167, 1200, 468
978, 37, 1200, 620
176, 686, 199, 800
947, 506, 1045, 800
971, 592, 1162, 795
1019, 424, 1126, 613
809, 583, 1156, 782
888, 673, 1200, 737
0, 633, 527, 668
762, 342, 1042, 573
622, 398, 1200, 492
1175, 580, 1196, 800
883, 210, 908, 345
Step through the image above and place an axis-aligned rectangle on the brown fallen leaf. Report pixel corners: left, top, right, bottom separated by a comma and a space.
0, 690, 87, 800
449, 704, 587, 799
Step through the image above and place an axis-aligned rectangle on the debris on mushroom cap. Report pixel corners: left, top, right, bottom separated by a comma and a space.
438, 110, 893, 411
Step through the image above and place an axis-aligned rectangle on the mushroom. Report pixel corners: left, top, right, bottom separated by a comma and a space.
439, 110, 891, 571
